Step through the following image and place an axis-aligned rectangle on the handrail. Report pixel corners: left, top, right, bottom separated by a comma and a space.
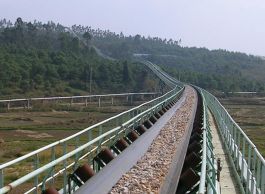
197, 87, 219, 194
198, 90, 207, 193
0, 60, 185, 194
202, 89, 265, 165
134, 58, 184, 89
0, 89, 178, 170
198, 128, 207, 193
0, 87, 182, 194
0, 92, 157, 103
141, 60, 262, 194
143, 60, 180, 88
201, 88, 265, 194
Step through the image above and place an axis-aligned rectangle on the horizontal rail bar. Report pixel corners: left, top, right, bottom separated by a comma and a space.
196, 86, 219, 194
0, 87, 183, 194
0, 90, 175, 170
201, 88, 265, 194
0, 59, 184, 194
0, 92, 158, 103
202, 89, 265, 165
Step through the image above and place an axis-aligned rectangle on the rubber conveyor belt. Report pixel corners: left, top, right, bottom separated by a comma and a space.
75, 91, 188, 194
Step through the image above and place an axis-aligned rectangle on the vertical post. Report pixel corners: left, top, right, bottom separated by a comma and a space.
261, 165, 265, 194
27, 99, 30, 109
63, 142, 67, 193
252, 151, 257, 194
237, 133, 241, 170
88, 130, 92, 164
0, 169, 3, 189
256, 159, 261, 190
34, 154, 39, 194
85, 98, 88, 107
98, 97, 101, 108
233, 126, 237, 161
51, 147, 55, 184
252, 152, 257, 177
130, 95, 133, 105
111, 97, 114, 105
74, 137, 80, 171
7, 102, 10, 111
251, 173, 255, 193
71, 98, 73, 106
126, 95, 129, 102
241, 138, 246, 180
112, 124, 120, 146
97, 125, 102, 154
90, 66, 92, 95
96, 125, 103, 171
247, 144, 252, 193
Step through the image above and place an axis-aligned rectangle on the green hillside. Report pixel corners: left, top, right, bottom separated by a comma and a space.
0, 18, 160, 98
71, 25, 265, 92
1, 18, 265, 97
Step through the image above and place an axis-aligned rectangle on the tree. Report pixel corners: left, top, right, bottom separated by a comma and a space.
83, 31, 92, 47
15, 17, 23, 29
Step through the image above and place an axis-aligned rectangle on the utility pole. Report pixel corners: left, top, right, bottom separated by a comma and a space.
89, 65, 92, 94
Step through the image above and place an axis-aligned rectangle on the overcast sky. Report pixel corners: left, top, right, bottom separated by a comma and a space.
1, 0, 265, 56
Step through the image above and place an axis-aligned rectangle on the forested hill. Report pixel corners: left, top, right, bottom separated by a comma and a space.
0, 18, 265, 97
0, 18, 160, 98
70, 22, 265, 92
93, 34, 265, 92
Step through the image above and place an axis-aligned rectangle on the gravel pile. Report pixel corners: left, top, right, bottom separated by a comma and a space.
110, 87, 196, 194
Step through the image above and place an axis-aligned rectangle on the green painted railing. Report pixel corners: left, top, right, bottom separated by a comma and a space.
201, 89, 265, 194
0, 60, 184, 194
141, 60, 184, 89
0, 92, 158, 110
0, 86, 183, 194
198, 88, 220, 194
3, 58, 263, 194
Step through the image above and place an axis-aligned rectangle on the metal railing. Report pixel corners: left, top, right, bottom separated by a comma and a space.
145, 61, 223, 194
201, 88, 265, 194
197, 87, 220, 194
0, 92, 158, 110
0, 85, 184, 194
140, 60, 184, 89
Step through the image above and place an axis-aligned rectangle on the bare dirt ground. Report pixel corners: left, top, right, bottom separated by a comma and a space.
220, 96, 265, 157
0, 105, 136, 164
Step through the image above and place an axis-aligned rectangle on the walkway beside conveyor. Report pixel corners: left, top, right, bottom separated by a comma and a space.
208, 111, 241, 194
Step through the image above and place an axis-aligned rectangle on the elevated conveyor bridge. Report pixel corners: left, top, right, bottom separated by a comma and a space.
0, 60, 264, 194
